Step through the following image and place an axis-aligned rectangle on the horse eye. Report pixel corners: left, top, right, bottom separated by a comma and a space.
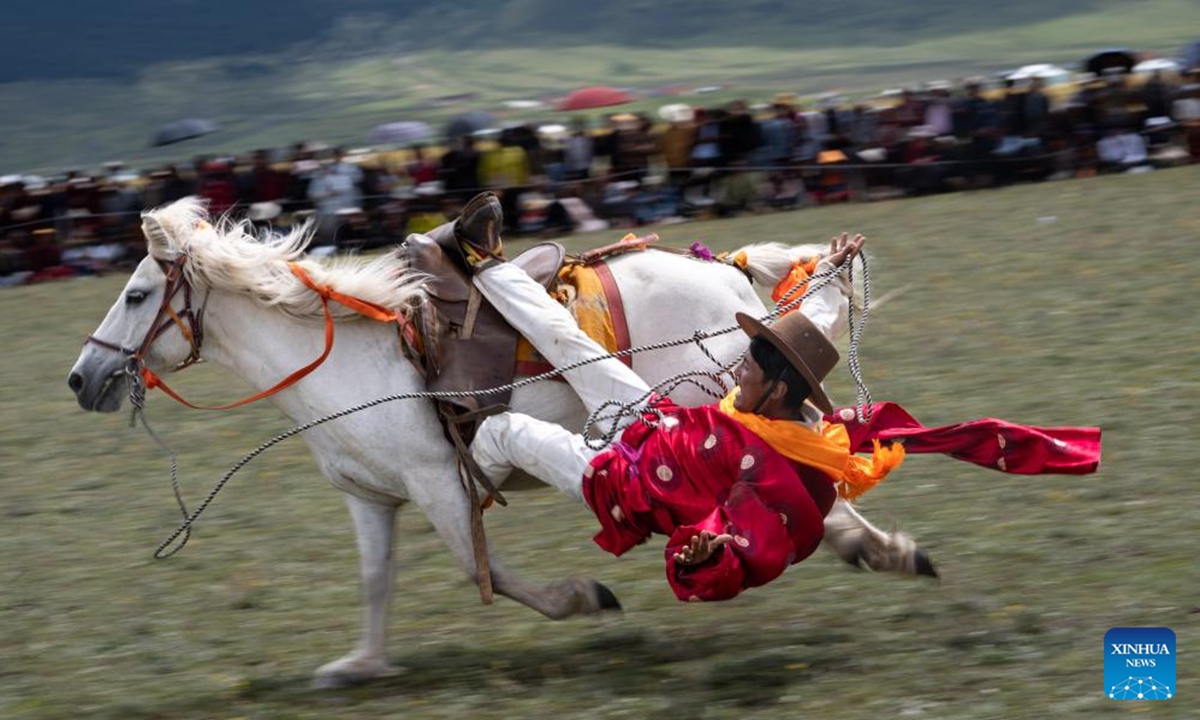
125, 290, 150, 305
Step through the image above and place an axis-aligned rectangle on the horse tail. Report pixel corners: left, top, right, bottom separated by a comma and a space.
732, 242, 866, 319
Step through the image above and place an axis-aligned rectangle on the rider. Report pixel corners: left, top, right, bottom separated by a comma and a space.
447, 192, 902, 602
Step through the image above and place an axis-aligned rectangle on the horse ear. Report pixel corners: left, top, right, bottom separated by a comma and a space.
142, 214, 171, 254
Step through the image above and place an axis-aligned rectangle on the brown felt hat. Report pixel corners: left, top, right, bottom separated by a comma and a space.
736, 311, 839, 414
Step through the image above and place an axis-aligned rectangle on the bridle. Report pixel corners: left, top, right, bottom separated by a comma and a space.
85, 255, 206, 392
83, 254, 406, 411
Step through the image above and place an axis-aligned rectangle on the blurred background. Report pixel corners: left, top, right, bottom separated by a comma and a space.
3, 3, 1199, 718
1, 0, 1199, 283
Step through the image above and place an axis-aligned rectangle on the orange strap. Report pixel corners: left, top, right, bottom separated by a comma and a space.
289, 263, 399, 323
143, 263, 399, 410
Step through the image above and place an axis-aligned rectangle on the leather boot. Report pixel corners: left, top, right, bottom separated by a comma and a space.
456, 192, 504, 261
423, 192, 504, 275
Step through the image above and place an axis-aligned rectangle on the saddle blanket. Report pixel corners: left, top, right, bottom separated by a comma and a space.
515, 262, 631, 377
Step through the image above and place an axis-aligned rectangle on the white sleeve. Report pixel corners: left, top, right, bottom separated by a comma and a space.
799, 258, 851, 340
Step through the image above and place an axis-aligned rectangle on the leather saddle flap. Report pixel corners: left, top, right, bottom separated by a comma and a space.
399, 235, 566, 410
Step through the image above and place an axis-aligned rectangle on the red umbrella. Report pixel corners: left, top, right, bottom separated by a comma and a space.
557, 86, 634, 111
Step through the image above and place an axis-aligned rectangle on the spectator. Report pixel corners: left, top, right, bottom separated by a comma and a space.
197, 161, 238, 215
479, 128, 530, 190
719, 100, 762, 165
658, 112, 696, 188
894, 89, 925, 128
440, 135, 482, 200
956, 81, 1001, 146
359, 156, 400, 213
1143, 71, 1172, 119
1173, 82, 1200, 160
158, 165, 196, 204
306, 157, 363, 245
1002, 78, 1028, 138
1024, 78, 1052, 140
242, 149, 289, 203
406, 144, 440, 186
759, 103, 797, 200
923, 87, 954, 137
901, 129, 947, 195
333, 208, 384, 252
610, 114, 656, 186
563, 119, 595, 182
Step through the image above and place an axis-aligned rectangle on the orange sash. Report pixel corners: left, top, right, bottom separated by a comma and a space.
718, 391, 904, 500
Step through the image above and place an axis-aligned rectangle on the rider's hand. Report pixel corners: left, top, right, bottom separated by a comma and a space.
673, 531, 733, 566
826, 232, 866, 268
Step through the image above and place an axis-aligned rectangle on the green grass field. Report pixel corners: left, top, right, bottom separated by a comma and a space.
3, 167, 1199, 718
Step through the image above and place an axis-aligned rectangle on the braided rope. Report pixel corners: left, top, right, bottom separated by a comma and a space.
143, 253, 873, 557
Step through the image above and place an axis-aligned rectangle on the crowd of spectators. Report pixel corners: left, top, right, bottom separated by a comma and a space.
3, 66, 1199, 286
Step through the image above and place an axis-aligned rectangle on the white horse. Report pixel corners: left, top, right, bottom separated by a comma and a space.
68, 198, 929, 688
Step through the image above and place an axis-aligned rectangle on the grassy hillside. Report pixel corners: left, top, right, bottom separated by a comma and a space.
2, 0, 1198, 173
3, 166, 1199, 718
3, 0, 1113, 81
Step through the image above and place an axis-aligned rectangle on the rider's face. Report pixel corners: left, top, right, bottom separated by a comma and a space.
733, 353, 776, 414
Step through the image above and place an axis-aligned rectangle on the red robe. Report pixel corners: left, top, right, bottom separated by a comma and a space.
826, 402, 1102, 475
582, 399, 1102, 604
582, 399, 837, 603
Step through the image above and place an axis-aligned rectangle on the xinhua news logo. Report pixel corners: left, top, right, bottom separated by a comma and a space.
1105, 627, 1175, 700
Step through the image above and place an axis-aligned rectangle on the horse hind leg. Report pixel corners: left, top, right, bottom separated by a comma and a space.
410, 469, 622, 621
823, 500, 938, 578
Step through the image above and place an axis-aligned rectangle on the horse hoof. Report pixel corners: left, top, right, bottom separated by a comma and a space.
594, 581, 622, 612
914, 549, 938, 578
313, 656, 401, 689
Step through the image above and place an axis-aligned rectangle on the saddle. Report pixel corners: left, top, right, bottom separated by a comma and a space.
401, 227, 565, 412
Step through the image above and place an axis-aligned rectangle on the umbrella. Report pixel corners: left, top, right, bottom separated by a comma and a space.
536, 123, 569, 142
1183, 40, 1200, 71
365, 121, 432, 146
444, 111, 495, 139
1007, 64, 1071, 82
658, 103, 694, 123
152, 118, 217, 147
557, 86, 634, 111
1133, 58, 1180, 74
502, 99, 544, 110
1084, 49, 1136, 76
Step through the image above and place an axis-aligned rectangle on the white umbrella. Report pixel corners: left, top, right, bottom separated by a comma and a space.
1007, 64, 1071, 82
536, 123, 568, 138
657, 103, 694, 123
1134, 58, 1180, 74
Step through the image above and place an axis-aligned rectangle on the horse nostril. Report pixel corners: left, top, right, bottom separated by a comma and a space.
68, 372, 85, 393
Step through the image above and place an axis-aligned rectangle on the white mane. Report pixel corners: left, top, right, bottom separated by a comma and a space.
140, 197, 425, 320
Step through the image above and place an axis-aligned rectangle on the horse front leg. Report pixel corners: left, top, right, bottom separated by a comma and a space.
314, 494, 403, 688
822, 499, 938, 578
409, 470, 622, 621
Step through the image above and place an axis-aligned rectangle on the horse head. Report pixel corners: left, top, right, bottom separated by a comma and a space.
67, 200, 211, 412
